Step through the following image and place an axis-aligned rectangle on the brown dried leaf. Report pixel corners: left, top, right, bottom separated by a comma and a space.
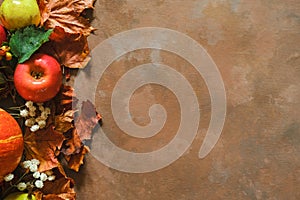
61, 129, 82, 156
61, 85, 76, 106
42, 193, 76, 200
24, 126, 65, 172
37, 0, 95, 68
38, 0, 95, 36
56, 85, 78, 113
39, 27, 91, 68
64, 145, 90, 172
42, 177, 75, 195
32, 164, 76, 199
54, 110, 75, 133
75, 100, 102, 141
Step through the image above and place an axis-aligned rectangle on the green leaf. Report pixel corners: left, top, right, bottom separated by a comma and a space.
9, 26, 53, 63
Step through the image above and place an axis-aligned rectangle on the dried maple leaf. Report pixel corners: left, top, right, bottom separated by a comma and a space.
55, 85, 78, 113
42, 177, 75, 195
74, 100, 102, 141
24, 125, 65, 172
34, 164, 76, 200
54, 110, 75, 133
38, 0, 95, 36
64, 145, 89, 172
37, 0, 95, 69
42, 193, 76, 200
61, 129, 82, 156
39, 27, 91, 68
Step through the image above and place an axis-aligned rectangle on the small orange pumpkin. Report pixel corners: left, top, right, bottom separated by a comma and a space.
0, 108, 23, 181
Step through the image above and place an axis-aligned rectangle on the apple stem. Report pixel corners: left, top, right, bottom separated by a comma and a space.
31, 71, 43, 79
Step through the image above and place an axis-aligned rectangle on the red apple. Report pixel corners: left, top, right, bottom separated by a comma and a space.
0, 25, 6, 45
14, 53, 62, 103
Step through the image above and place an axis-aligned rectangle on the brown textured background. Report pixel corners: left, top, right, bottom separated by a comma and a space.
70, 0, 300, 199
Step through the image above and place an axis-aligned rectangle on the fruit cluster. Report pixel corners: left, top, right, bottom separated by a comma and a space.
0, 0, 62, 199
0, 0, 97, 199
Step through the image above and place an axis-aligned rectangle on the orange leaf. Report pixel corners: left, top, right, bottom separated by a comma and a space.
42, 193, 76, 200
32, 164, 76, 199
64, 145, 90, 172
55, 85, 78, 113
38, 0, 95, 36
39, 27, 91, 68
54, 110, 75, 133
24, 126, 65, 172
37, 0, 95, 69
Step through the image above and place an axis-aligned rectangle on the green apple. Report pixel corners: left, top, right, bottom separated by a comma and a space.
0, 0, 40, 30
4, 192, 36, 200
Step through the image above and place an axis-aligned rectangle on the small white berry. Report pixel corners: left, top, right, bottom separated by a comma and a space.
40, 173, 47, 181
28, 105, 36, 112
38, 105, 45, 112
44, 107, 51, 115
25, 101, 33, 108
20, 109, 29, 117
31, 159, 40, 166
25, 118, 35, 127
40, 112, 48, 120
30, 124, 40, 132
33, 171, 40, 179
47, 175, 56, 181
17, 182, 27, 191
23, 160, 31, 169
28, 110, 36, 117
29, 164, 38, 172
34, 180, 44, 189
38, 120, 46, 129
4, 173, 14, 182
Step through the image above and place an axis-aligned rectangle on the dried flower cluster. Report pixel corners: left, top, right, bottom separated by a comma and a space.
0, 0, 101, 199
3, 159, 55, 193
20, 101, 51, 132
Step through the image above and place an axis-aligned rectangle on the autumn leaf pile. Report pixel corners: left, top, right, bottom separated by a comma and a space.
0, 0, 102, 199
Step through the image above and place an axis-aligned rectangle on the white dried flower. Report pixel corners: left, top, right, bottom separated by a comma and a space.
23, 160, 31, 169
36, 103, 43, 106
25, 101, 33, 108
31, 159, 40, 166
17, 182, 27, 191
25, 118, 35, 127
26, 181, 34, 188
29, 164, 38, 172
40, 174, 48, 182
45, 170, 53, 176
28, 110, 36, 117
34, 180, 44, 189
30, 124, 40, 132
4, 173, 14, 182
35, 116, 42, 122
28, 105, 36, 112
38, 120, 46, 129
20, 109, 29, 117
44, 107, 51, 115
38, 105, 45, 112
47, 175, 56, 181
40, 112, 48, 120
33, 171, 40, 179
40, 173, 47, 182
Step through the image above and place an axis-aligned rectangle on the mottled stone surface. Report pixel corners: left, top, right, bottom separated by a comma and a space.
72, 0, 300, 199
